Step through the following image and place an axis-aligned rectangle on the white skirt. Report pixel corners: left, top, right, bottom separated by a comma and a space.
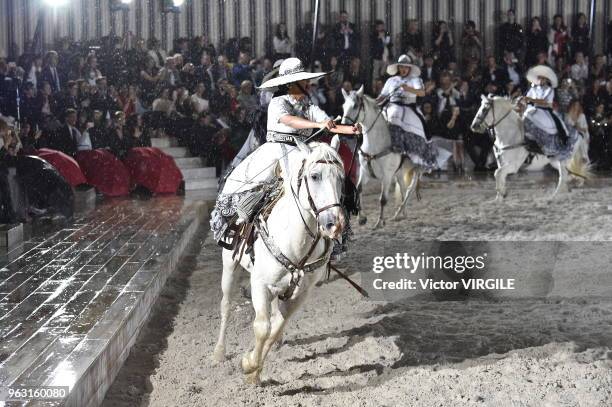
524, 106, 557, 135
385, 104, 426, 138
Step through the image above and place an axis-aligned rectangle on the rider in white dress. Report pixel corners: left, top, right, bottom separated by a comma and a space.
211, 58, 361, 245
378, 55, 450, 170
522, 65, 570, 149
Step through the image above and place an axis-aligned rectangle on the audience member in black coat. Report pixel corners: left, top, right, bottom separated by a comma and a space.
481, 56, 509, 92
57, 80, 79, 114
106, 111, 132, 159
525, 17, 549, 67
497, 10, 524, 60
332, 11, 361, 69
401, 20, 424, 55
47, 109, 79, 156
20, 82, 41, 127
40, 51, 62, 93
88, 110, 109, 149
125, 114, 151, 149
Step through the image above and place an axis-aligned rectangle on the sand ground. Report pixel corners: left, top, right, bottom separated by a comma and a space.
102, 174, 612, 407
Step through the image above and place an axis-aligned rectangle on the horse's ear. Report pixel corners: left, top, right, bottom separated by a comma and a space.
294, 137, 312, 154
481, 94, 488, 102
487, 93, 495, 99
356, 85, 364, 97
341, 88, 349, 99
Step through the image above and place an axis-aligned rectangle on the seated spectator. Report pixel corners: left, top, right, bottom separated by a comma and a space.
482, 55, 508, 92
88, 110, 108, 149
421, 53, 439, 83
125, 114, 151, 148
236, 80, 258, 115
556, 78, 579, 116
190, 82, 210, 114
591, 54, 607, 82
231, 52, 255, 87
461, 21, 482, 65
188, 113, 217, 161
344, 56, 367, 91
106, 111, 131, 158
46, 108, 79, 156
158, 57, 181, 87
194, 52, 214, 96
570, 51, 589, 85
210, 54, 231, 84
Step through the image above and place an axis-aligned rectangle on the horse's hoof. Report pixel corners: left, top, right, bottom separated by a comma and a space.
244, 370, 261, 385
212, 347, 226, 362
358, 216, 367, 225
241, 354, 258, 374
373, 220, 385, 229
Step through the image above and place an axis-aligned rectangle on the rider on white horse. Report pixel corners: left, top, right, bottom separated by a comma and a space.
521, 65, 575, 157
377, 54, 449, 170
210, 57, 361, 250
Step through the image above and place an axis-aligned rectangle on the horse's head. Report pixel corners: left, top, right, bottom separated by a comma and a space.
288, 139, 346, 240
471, 94, 515, 134
470, 94, 495, 134
341, 85, 365, 125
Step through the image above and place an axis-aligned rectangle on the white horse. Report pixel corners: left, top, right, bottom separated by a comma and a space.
341, 86, 418, 228
212, 140, 345, 385
470, 95, 590, 200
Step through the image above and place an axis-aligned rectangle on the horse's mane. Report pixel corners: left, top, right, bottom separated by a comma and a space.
304, 142, 344, 177
491, 96, 516, 110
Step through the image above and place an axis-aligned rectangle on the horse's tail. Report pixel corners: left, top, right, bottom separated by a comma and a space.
567, 139, 593, 181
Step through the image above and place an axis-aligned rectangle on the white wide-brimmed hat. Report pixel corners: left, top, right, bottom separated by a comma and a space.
258, 57, 329, 89
526, 65, 558, 88
386, 54, 421, 77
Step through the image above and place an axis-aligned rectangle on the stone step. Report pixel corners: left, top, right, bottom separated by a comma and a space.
74, 186, 97, 214
150, 137, 179, 148
181, 167, 216, 180
160, 147, 189, 158
185, 187, 218, 200
0, 223, 23, 249
174, 157, 203, 169
185, 178, 218, 191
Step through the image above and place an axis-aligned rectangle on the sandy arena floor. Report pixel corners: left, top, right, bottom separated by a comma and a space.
102, 173, 612, 407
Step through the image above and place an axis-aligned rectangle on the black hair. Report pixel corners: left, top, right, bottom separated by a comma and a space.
273, 84, 289, 97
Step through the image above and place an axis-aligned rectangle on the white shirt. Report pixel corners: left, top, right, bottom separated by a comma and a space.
267, 94, 329, 139
570, 63, 589, 82
190, 94, 210, 113
526, 84, 554, 106
380, 75, 423, 105
272, 36, 292, 54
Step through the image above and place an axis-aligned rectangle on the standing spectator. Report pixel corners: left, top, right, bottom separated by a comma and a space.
147, 37, 167, 69
588, 102, 610, 169
58, 80, 79, 114
26, 55, 42, 89
370, 20, 393, 89
41, 51, 61, 93
461, 21, 482, 65
570, 51, 589, 85
83, 54, 103, 86
421, 53, 439, 83
525, 17, 549, 67
272, 23, 292, 60
565, 99, 589, 138
106, 111, 131, 158
333, 10, 360, 70
548, 14, 570, 64
571, 13, 591, 59
194, 52, 214, 96
436, 72, 463, 171
432, 21, 455, 69
401, 20, 424, 61
20, 82, 40, 127
497, 9, 524, 61
139, 57, 160, 105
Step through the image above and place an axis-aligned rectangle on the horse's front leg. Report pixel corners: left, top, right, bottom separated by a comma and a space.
356, 162, 368, 225
213, 250, 240, 362
494, 165, 510, 201
242, 279, 271, 385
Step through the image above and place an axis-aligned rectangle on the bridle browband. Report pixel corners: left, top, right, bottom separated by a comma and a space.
475, 98, 514, 133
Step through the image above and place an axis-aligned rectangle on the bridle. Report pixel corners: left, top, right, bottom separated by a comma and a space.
290, 158, 344, 239
342, 95, 385, 130
474, 97, 514, 135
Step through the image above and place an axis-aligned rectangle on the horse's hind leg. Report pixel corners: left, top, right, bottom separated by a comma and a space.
392, 168, 420, 220
242, 279, 271, 384
551, 160, 570, 196
213, 250, 240, 361
373, 177, 391, 229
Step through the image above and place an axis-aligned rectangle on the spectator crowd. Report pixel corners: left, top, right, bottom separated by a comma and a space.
0, 8, 611, 180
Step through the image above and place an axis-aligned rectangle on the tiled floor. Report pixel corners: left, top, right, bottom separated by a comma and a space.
0, 197, 207, 407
